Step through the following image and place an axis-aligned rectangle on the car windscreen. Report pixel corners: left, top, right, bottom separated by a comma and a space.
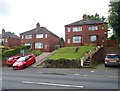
106, 55, 119, 59
8, 57, 14, 60
16, 57, 26, 62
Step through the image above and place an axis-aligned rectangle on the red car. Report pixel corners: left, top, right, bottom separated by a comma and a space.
12, 54, 36, 70
6, 56, 20, 66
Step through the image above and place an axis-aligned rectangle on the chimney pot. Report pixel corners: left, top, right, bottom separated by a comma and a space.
83, 14, 87, 21
36, 23, 40, 28
2, 29, 5, 34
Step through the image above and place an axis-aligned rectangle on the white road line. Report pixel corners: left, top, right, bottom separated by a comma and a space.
22, 81, 83, 88
90, 70, 95, 73
74, 74, 80, 76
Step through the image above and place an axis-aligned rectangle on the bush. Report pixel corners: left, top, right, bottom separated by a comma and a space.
32, 50, 42, 56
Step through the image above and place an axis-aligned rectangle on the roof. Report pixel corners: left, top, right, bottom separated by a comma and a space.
0, 32, 20, 39
20, 27, 59, 38
65, 19, 107, 27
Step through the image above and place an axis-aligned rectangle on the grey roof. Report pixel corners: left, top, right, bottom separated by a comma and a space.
20, 27, 59, 38
0, 32, 20, 39
65, 19, 107, 27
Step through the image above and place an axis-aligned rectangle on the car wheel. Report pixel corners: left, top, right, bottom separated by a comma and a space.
23, 64, 26, 69
105, 64, 108, 67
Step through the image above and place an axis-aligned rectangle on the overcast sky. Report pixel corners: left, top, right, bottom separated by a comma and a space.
0, 0, 111, 39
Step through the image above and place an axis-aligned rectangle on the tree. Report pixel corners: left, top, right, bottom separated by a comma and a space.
87, 13, 107, 22
59, 37, 65, 47
108, 1, 120, 44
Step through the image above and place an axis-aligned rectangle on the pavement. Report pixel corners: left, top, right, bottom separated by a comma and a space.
32, 52, 51, 67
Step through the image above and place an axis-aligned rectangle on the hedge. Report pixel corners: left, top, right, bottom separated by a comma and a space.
45, 58, 81, 68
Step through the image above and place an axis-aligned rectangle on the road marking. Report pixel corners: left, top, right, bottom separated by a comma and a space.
74, 74, 80, 76
90, 70, 95, 73
22, 81, 83, 88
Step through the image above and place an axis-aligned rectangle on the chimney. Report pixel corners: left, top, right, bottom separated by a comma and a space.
36, 23, 40, 28
2, 29, 5, 34
83, 14, 87, 21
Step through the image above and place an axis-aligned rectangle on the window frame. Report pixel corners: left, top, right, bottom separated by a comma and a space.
25, 35, 32, 39
35, 42, 43, 49
36, 34, 44, 38
89, 35, 97, 42
73, 36, 82, 43
73, 27, 82, 32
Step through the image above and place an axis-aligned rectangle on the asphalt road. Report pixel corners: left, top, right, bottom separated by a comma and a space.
1, 65, 119, 90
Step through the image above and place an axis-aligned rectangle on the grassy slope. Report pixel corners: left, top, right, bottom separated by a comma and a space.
48, 46, 96, 60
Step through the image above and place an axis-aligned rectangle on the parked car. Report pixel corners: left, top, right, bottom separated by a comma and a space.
6, 56, 20, 66
12, 54, 36, 70
104, 54, 120, 67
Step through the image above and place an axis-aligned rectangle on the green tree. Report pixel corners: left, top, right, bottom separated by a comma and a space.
59, 37, 65, 47
88, 13, 106, 22
108, 1, 120, 44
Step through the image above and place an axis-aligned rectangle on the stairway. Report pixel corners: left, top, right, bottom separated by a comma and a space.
83, 58, 91, 68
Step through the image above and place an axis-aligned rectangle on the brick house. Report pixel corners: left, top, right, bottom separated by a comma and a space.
65, 14, 108, 47
20, 23, 59, 52
0, 29, 20, 48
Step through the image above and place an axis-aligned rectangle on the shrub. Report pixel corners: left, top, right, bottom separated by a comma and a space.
32, 50, 42, 56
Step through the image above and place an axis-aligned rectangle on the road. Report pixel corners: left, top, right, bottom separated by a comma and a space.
1, 65, 119, 90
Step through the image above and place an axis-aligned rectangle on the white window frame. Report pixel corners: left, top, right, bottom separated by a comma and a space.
67, 27, 70, 32
35, 42, 43, 48
88, 26, 98, 31
25, 35, 32, 39
73, 36, 82, 43
45, 34, 48, 38
36, 34, 43, 38
24, 43, 32, 48
73, 27, 82, 32
21, 35, 24, 39
90, 35, 97, 42
67, 38, 70, 44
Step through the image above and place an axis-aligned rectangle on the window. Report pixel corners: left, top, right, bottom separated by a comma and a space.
5, 39, 7, 42
73, 27, 82, 32
25, 35, 32, 39
45, 45, 47, 49
67, 38, 70, 44
90, 35, 97, 42
24, 43, 32, 48
45, 34, 48, 38
73, 36, 82, 43
88, 26, 98, 31
67, 28, 70, 32
21, 35, 24, 39
35, 42, 43, 48
36, 34, 43, 38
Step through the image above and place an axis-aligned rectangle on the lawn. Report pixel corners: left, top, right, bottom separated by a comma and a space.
48, 46, 96, 60
0, 46, 4, 49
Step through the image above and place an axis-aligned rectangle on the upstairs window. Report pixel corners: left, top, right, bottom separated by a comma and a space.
73, 27, 82, 32
67, 27, 71, 32
25, 35, 32, 39
88, 26, 98, 31
45, 34, 48, 38
36, 34, 43, 38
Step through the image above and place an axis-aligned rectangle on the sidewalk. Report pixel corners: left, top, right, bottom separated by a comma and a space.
32, 52, 51, 67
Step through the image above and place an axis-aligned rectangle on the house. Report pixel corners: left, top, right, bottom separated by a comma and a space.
0, 29, 20, 48
20, 23, 59, 52
65, 14, 108, 47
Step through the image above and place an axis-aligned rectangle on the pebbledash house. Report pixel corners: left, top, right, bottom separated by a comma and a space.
20, 23, 59, 52
65, 14, 108, 47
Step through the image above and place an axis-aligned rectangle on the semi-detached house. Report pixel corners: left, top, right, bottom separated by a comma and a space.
65, 14, 108, 47
20, 23, 59, 52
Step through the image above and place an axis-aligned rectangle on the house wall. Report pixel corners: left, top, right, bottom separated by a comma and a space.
4, 38, 20, 48
65, 24, 108, 47
20, 33, 59, 52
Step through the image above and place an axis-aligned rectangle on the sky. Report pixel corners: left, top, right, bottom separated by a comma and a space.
0, 0, 112, 39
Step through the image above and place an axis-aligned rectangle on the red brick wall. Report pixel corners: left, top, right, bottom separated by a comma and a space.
65, 24, 108, 47
20, 33, 59, 52
4, 38, 20, 48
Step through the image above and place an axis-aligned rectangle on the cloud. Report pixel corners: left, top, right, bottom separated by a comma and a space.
0, 0, 11, 16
